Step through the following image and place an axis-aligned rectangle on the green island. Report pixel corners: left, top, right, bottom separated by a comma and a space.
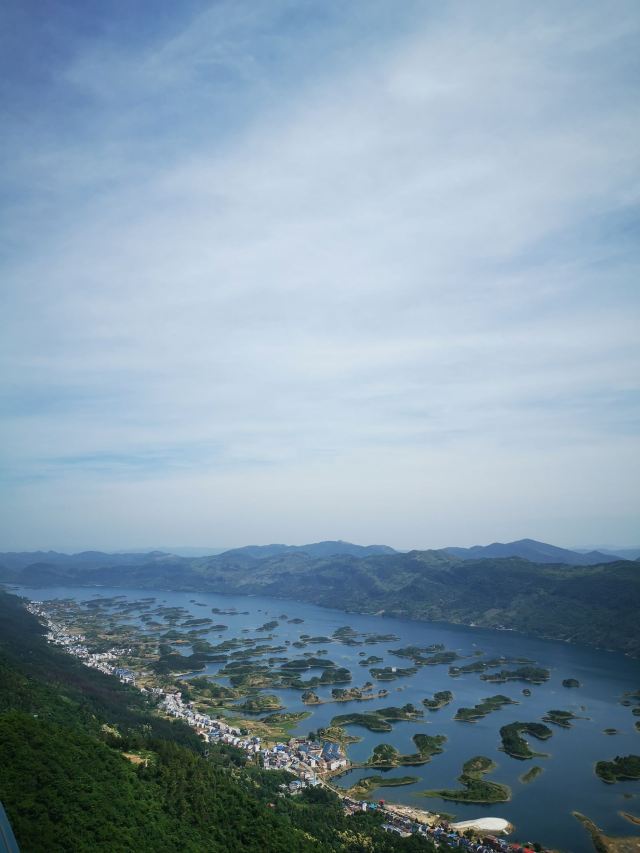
520, 766, 544, 784
421, 756, 511, 804
301, 689, 321, 704
315, 725, 362, 744
542, 709, 580, 728
454, 694, 517, 722
389, 645, 459, 666
499, 721, 553, 759
211, 658, 353, 693
332, 626, 362, 645
603, 728, 619, 735
375, 703, 424, 721
562, 678, 581, 688
364, 633, 399, 644
301, 684, 388, 705
422, 691, 453, 711
331, 704, 423, 733
365, 734, 447, 768
369, 666, 418, 681
449, 656, 533, 677
342, 775, 420, 799
280, 656, 337, 670
359, 655, 383, 666
283, 666, 353, 691
388, 643, 444, 659
480, 666, 550, 684
595, 754, 640, 783
296, 634, 333, 646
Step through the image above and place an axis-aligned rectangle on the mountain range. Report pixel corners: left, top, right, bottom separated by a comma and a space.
0, 537, 633, 570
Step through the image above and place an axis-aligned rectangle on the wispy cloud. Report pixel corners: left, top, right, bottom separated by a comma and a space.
1, 0, 639, 549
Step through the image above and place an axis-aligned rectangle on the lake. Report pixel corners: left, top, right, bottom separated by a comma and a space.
14, 584, 640, 853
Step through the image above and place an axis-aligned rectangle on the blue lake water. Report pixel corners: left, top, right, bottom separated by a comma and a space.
15, 584, 640, 853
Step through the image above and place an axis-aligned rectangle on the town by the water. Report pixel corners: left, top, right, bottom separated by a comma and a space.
27, 598, 544, 853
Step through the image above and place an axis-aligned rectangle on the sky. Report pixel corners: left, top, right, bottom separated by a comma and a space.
1, 0, 639, 553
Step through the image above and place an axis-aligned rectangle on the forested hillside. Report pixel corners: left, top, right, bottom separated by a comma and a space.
0, 590, 437, 853
2, 548, 639, 656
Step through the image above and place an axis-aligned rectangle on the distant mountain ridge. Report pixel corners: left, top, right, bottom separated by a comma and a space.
219, 540, 397, 559
0, 541, 395, 573
0, 549, 173, 572
1, 537, 629, 570
443, 538, 619, 566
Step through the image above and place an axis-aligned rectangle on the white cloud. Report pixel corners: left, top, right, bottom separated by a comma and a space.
1, 0, 639, 549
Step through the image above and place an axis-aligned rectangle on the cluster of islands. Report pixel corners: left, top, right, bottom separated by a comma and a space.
19, 589, 639, 825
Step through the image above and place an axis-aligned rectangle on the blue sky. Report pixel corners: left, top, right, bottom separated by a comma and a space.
1, 1, 639, 551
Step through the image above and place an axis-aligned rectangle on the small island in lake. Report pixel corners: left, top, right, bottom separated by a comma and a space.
562, 678, 581, 688
422, 690, 453, 711
481, 665, 550, 685
369, 665, 418, 681
344, 775, 419, 799
315, 725, 361, 744
595, 754, 640, 783
499, 721, 553, 759
520, 766, 544, 784
330, 712, 392, 733
454, 694, 517, 722
421, 755, 510, 804
365, 733, 447, 768
331, 703, 423, 733
543, 709, 580, 728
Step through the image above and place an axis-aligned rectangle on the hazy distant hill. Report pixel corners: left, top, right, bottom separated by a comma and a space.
598, 547, 640, 561
444, 538, 618, 565
0, 550, 172, 572
2, 543, 638, 656
220, 540, 397, 559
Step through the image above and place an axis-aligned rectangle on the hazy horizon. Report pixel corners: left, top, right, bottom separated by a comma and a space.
2, 1, 639, 552
2, 537, 639, 558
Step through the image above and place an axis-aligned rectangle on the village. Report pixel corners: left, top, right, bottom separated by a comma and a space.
27, 600, 547, 853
